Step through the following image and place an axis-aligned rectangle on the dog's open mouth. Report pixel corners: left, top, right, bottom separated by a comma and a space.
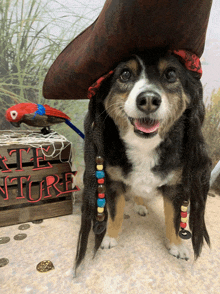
129, 117, 160, 137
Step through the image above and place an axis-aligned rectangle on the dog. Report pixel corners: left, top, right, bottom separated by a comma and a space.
75, 49, 211, 271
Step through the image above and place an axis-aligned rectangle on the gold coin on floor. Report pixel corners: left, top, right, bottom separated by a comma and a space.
36, 260, 55, 273
0, 237, 10, 244
0, 258, 9, 268
14, 233, 27, 241
32, 219, 43, 224
18, 224, 30, 230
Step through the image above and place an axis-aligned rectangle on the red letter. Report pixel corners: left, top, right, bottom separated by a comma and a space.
0, 176, 9, 200
43, 174, 62, 197
0, 155, 11, 173
9, 176, 30, 199
30, 146, 52, 170
26, 178, 43, 203
60, 171, 80, 193
8, 148, 30, 171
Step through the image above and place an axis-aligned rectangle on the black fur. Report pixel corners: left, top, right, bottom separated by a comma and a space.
75, 53, 211, 271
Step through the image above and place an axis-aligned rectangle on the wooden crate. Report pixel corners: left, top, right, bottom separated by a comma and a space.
0, 130, 79, 227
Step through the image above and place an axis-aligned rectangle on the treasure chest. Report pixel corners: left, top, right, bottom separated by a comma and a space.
0, 130, 79, 227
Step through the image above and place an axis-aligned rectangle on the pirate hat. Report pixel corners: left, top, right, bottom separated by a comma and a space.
43, 0, 212, 100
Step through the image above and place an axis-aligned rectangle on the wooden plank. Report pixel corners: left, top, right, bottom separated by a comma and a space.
0, 198, 73, 227
0, 188, 73, 207
0, 142, 71, 165
0, 162, 72, 185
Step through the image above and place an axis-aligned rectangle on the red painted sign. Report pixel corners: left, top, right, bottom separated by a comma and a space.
0, 146, 79, 203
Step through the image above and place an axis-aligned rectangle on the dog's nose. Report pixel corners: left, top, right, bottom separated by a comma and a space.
136, 91, 161, 114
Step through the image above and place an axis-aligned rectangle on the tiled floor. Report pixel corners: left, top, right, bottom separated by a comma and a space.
1, 194, 220, 294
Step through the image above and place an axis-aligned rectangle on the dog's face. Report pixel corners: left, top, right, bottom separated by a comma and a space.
104, 53, 190, 138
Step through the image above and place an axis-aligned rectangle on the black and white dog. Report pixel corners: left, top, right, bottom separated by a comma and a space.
75, 49, 211, 271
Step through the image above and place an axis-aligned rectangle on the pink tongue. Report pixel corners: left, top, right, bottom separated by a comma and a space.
134, 119, 160, 133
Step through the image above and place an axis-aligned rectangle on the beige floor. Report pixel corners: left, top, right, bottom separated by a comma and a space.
1, 193, 220, 294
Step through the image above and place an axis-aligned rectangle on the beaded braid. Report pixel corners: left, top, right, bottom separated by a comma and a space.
75, 94, 109, 270
92, 155, 107, 235
179, 200, 192, 239
90, 96, 108, 237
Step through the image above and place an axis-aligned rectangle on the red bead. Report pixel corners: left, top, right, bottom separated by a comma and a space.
181, 211, 187, 218
98, 193, 105, 198
98, 178, 104, 184
180, 222, 187, 228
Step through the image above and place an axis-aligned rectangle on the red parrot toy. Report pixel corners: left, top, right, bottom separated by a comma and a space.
5, 103, 84, 138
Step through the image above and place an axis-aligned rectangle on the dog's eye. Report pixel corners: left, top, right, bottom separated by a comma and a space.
120, 70, 131, 82
164, 68, 177, 83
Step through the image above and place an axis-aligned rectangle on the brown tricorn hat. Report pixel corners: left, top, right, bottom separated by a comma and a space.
43, 0, 213, 100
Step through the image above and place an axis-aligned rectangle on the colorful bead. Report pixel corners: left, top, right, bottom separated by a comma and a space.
180, 222, 187, 229
97, 207, 104, 213
181, 217, 187, 223
179, 200, 191, 240
181, 211, 187, 218
182, 200, 189, 206
96, 170, 105, 179
98, 185, 106, 193
96, 213, 105, 222
97, 165, 103, 170
97, 198, 106, 207
179, 228, 192, 239
181, 205, 188, 212
96, 156, 104, 164
98, 193, 105, 198
98, 178, 105, 184
95, 155, 106, 227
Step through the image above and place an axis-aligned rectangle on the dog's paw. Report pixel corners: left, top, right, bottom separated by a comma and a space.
168, 243, 190, 260
134, 204, 149, 216
101, 236, 118, 249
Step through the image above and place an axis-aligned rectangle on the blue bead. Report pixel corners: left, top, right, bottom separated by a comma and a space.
97, 198, 106, 208
95, 170, 105, 179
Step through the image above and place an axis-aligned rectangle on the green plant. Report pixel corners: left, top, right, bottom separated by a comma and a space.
2, 1, 89, 102
203, 88, 220, 166
0, 0, 100, 164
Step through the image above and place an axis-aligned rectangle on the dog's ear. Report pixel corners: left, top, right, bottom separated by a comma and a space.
190, 71, 202, 81
181, 83, 211, 258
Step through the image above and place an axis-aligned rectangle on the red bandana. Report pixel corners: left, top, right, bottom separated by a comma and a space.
87, 70, 114, 99
87, 50, 202, 99
173, 50, 202, 78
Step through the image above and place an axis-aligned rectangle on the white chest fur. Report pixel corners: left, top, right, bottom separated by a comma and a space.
121, 129, 170, 198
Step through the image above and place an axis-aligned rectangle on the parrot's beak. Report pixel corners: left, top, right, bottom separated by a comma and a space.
11, 121, 21, 127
